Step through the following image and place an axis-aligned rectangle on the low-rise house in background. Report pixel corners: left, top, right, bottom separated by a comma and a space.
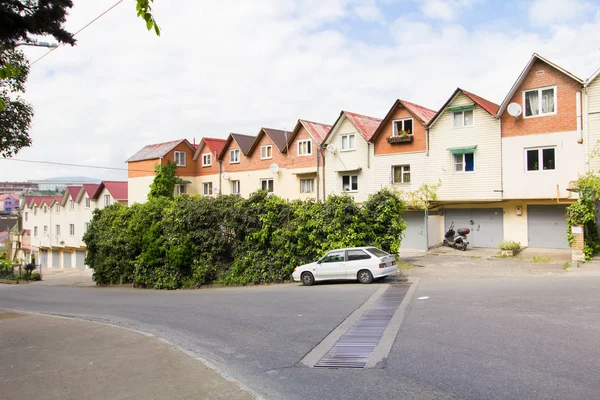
193, 137, 227, 196
218, 133, 257, 197
0, 194, 19, 214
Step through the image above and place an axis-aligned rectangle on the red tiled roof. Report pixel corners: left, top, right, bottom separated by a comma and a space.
400, 100, 437, 123
82, 184, 101, 198
66, 186, 82, 201
299, 120, 331, 144
101, 181, 128, 201
126, 139, 194, 163
343, 111, 382, 141
461, 89, 499, 116
202, 138, 227, 158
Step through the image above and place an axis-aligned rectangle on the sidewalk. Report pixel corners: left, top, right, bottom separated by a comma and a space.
0, 310, 255, 400
37, 268, 95, 287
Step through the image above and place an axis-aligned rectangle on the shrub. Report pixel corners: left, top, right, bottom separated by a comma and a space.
30, 272, 41, 281
499, 240, 521, 251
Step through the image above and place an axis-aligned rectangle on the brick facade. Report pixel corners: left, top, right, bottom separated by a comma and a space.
374, 106, 427, 155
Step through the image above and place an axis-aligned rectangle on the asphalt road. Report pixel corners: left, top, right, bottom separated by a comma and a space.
1, 276, 600, 400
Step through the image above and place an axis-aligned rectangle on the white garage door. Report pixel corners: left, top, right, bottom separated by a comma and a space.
401, 212, 427, 250
444, 208, 504, 248
527, 205, 569, 249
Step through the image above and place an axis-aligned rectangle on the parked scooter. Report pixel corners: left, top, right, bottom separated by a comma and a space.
443, 222, 470, 251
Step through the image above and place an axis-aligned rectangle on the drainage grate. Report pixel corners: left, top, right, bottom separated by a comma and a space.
314, 284, 410, 369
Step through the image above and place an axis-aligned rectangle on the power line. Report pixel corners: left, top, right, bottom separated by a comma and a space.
2, 158, 156, 173
31, 0, 125, 66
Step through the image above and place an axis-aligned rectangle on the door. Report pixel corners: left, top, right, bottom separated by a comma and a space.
345, 249, 373, 278
41, 250, 48, 269
444, 208, 504, 248
76, 251, 86, 269
527, 205, 569, 249
316, 250, 346, 279
63, 251, 72, 269
401, 211, 427, 250
52, 251, 60, 269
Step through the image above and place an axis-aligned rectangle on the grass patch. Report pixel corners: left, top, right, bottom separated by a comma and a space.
563, 262, 571, 270
397, 261, 422, 270
533, 256, 551, 263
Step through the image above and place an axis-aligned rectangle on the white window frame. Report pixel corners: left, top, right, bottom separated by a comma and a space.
43, 225, 48, 235
175, 184, 186, 195
340, 133, 356, 151
34, 207, 37, 216
453, 153, 475, 174
44, 206, 47, 214
174, 151, 186, 166
202, 153, 212, 167
69, 224, 75, 236
524, 146, 556, 172
34, 226, 38, 237
231, 180, 240, 195
260, 179, 274, 192
104, 194, 111, 207
300, 178, 315, 193
84, 222, 90, 233
342, 175, 359, 192
392, 118, 414, 136
85, 198, 91, 208
392, 165, 411, 184
202, 182, 213, 196
260, 145, 273, 160
56, 224, 60, 236
69, 200, 74, 210
230, 149, 240, 164
25, 212, 28, 222
523, 85, 557, 118
452, 110, 475, 129
55, 204, 60, 214
297, 140, 313, 156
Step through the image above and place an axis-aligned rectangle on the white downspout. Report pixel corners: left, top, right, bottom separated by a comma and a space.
576, 91, 583, 144
583, 87, 590, 172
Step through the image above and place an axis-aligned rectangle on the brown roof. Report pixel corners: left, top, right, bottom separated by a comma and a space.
262, 128, 292, 152
231, 133, 256, 155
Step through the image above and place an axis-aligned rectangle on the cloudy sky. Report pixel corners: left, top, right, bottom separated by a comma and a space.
3, 0, 600, 182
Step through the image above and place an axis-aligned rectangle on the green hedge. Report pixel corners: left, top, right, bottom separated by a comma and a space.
84, 188, 407, 289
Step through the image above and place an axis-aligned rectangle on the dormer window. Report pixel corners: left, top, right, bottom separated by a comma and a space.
260, 145, 272, 160
453, 110, 474, 128
230, 149, 240, 164
524, 86, 556, 118
69, 200, 74, 210
202, 153, 212, 167
393, 119, 413, 136
174, 151, 186, 166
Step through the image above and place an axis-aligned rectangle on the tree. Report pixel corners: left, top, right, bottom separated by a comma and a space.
148, 161, 178, 200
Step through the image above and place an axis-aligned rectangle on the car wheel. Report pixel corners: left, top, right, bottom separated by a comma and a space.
357, 270, 373, 284
301, 272, 314, 286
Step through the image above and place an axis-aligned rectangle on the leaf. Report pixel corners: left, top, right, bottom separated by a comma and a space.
154, 22, 161, 36
146, 19, 153, 31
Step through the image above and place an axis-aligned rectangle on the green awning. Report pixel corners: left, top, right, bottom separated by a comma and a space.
448, 104, 474, 112
448, 145, 477, 154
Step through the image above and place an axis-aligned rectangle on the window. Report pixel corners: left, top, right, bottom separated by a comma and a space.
526, 147, 555, 171
340, 133, 356, 151
261, 179, 274, 192
43, 225, 48, 235
85, 198, 91, 208
453, 110, 474, 128
230, 149, 240, 164
298, 140, 312, 156
366, 247, 390, 257
260, 145, 272, 160
393, 119, 413, 136
453, 153, 475, 173
69, 200, 74, 210
202, 153, 212, 167
84, 222, 90, 233
69, 224, 75, 236
104, 195, 111, 206
34, 226, 38, 237
44, 206, 47, 214
524, 86, 556, 117
174, 151, 186, 166
342, 175, 359, 192
300, 179, 314, 193
55, 204, 60, 214
203, 182, 213, 196
25, 212, 28, 222
175, 184, 186, 195
320, 250, 345, 263
56, 225, 60, 236
34, 207, 37, 216
231, 180, 240, 195
347, 249, 371, 261
392, 165, 411, 184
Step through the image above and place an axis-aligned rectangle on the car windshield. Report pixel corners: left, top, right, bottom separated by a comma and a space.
366, 247, 389, 257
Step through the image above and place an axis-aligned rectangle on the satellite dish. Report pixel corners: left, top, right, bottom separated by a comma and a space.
507, 103, 522, 118
222, 172, 230, 180
269, 164, 280, 174
326, 144, 336, 152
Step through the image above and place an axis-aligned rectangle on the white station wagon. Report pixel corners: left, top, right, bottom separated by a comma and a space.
292, 247, 397, 286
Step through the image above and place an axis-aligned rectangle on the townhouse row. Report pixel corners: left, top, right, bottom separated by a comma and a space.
127, 53, 600, 251
21, 181, 128, 268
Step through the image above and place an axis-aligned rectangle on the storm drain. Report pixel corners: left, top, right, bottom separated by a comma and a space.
314, 284, 410, 369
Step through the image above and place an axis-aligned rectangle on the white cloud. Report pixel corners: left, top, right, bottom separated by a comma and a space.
3, 0, 600, 182
421, 0, 484, 21
529, 0, 594, 26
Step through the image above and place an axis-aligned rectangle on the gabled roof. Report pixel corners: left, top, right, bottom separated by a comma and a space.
23, 196, 57, 208
0, 194, 17, 201
428, 88, 499, 128
324, 110, 382, 144
126, 139, 195, 163
99, 181, 128, 201
82, 184, 101, 199
586, 66, 600, 87
192, 137, 227, 161
286, 119, 331, 149
498, 53, 584, 116
218, 133, 256, 160
247, 128, 292, 155
66, 186, 82, 201
371, 99, 436, 141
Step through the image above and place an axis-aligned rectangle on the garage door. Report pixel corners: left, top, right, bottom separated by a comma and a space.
76, 251, 86, 269
444, 208, 504, 248
527, 205, 569, 249
63, 251, 72, 269
52, 251, 60, 269
401, 211, 427, 250
41, 250, 48, 269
